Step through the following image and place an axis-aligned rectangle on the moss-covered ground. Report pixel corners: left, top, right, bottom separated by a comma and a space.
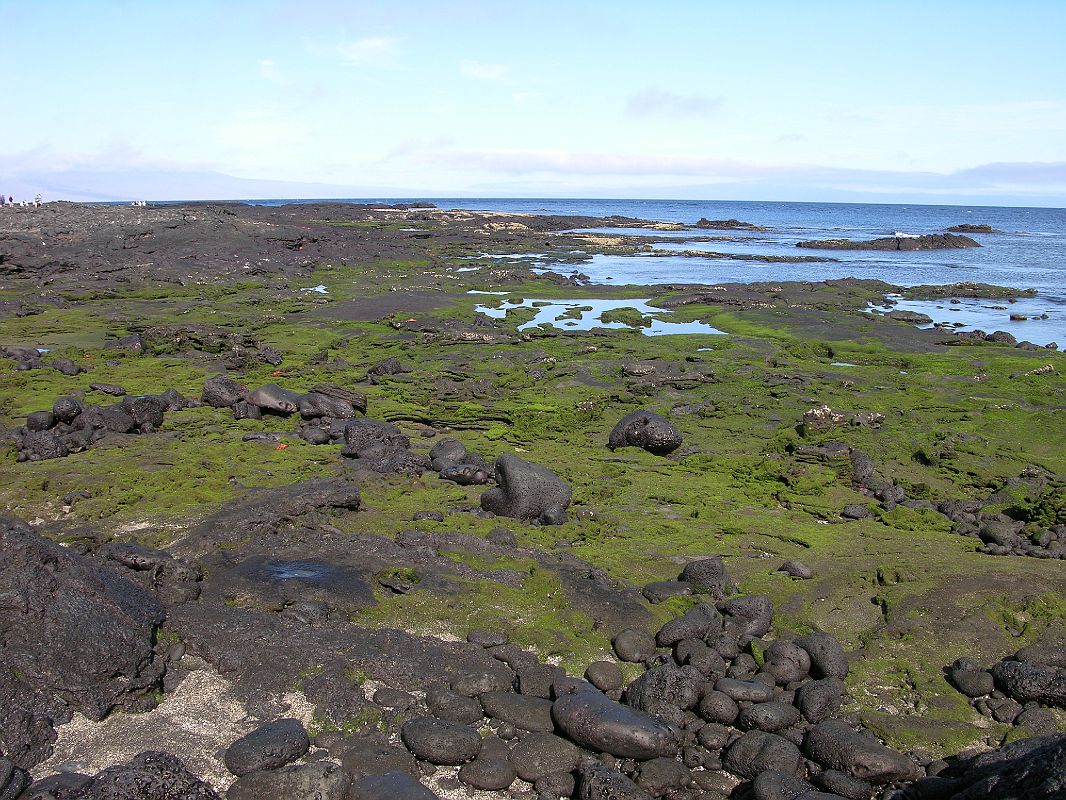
1, 216, 1063, 755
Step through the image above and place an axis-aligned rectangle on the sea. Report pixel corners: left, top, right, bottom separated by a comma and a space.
250, 198, 1066, 345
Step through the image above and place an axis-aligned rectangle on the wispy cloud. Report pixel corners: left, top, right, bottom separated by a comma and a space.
336, 36, 400, 67
626, 88, 724, 118
459, 60, 509, 81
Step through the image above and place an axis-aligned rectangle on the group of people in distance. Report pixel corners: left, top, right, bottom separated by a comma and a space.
0, 193, 42, 207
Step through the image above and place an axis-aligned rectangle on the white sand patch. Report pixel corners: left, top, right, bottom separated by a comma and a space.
36, 667, 260, 792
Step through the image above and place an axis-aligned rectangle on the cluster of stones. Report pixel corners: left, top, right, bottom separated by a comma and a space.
795, 424, 1064, 560
947, 645, 1066, 736
948, 328, 1058, 351
11, 389, 194, 461
0, 345, 89, 375
190, 576, 919, 800
937, 469, 1065, 559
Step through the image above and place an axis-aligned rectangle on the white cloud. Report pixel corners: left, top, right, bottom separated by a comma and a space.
459, 60, 509, 81
336, 36, 400, 68
626, 88, 724, 118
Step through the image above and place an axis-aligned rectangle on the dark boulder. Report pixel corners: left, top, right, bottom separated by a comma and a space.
948, 659, 995, 698
737, 701, 802, 732
794, 678, 844, 724
678, 557, 732, 599
0, 519, 164, 767
991, 659, 1066, 706
795, 633, 848, 680
509, 732, 581, 782
336, 737, 418, 779
721, 595, 773, 637
52, 396, 83, 423
625, 664, 702, 725
429, 438, 471, 471
400, 716, 481, 765
225, 762, 349, 800
656, 602, 723, 647
935, 733, 1065, 799
634, 757, 693, 796
426, 688, 483, 725
68, 751, 220, 800
296, 392, 359, 420
366, 357, 409, 384
348, 772, 439, 800
480, 453, 572, 524
201, 376, 243, 408
24, 771, 92, 799
777, 560, 814, 579
25, 411, 55, 431
723, 730, 804, 780
614, 628, 658, 663
458, 758, 517, 791
0, 757, 29, 800
608, 411, 683, 455
222, 718, 309, 777
119, 395, 166, 429
576, 759, 654, 800
310, 383, 367, 414
714, 677, 775, 703
697, 690, 740, 724
763, 640, 812, 684
439, 463, 491, 486
804, 719, 920, 783
585, 661, 624, 692
479, 691, 553, 732
752, 769, 816, 800
50, 358, 85, 376
16, 430, 69, 461
551, 688, 678, 760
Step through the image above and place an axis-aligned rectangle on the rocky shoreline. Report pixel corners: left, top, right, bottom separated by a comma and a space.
0, 202, 1063, 799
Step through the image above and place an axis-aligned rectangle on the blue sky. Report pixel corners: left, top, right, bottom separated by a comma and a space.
3, 0, 1065, 204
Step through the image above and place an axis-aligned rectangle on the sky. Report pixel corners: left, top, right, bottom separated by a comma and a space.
2, 0, 1066, 205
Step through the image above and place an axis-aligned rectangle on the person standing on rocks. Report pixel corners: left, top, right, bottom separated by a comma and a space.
34, 193, 41, 207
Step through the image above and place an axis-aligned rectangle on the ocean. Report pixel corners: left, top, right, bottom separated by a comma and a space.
252, 198, 1066, 345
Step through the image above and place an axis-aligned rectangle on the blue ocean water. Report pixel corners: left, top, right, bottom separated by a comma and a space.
252, 198, 1066, 343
